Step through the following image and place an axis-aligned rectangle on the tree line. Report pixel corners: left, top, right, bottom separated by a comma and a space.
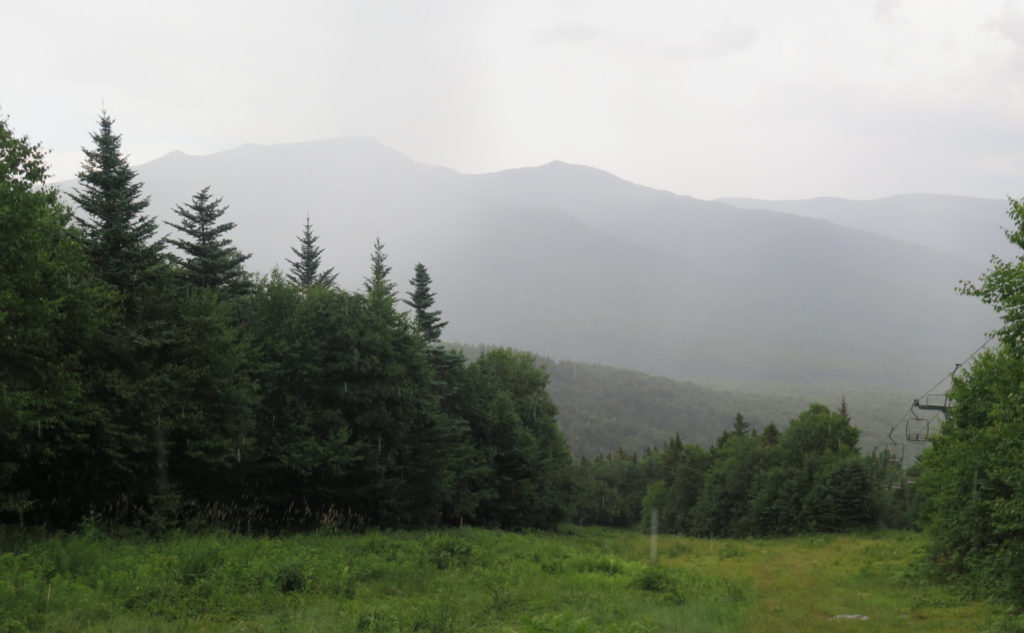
568, 406, 918, 535
0, 112, 571, 531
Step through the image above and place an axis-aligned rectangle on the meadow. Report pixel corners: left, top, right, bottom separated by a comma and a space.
0, 526, 1003, 633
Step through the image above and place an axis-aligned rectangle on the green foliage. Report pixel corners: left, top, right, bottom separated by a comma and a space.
70, 112, 164, 300
960, 196, 1024, 352
632, 564, 687, 603
422, 533, 474, 569
514, 350, 916, 458
364, 236, 396, 307
573, 450, 654, 528
2, 111, 579, 532
0, 526, 1001, 632
285, 215, 337, 289
919, 348, 1024, 605
166, 186, 251, 296
404, 262, 448, 343
0, 115, 115, 525
452, 349, 573, 529
919, 197, 1024, 608
576, 403, 888, 536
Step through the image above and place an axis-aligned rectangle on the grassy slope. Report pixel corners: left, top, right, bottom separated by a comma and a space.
0, 527, 995, 632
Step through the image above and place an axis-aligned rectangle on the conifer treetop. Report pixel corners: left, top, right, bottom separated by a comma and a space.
70, 111, 163, 295
404, 262, 448, 343
167, 186, 251, 295
286, 215, 337, 289
364, 236, 396, 304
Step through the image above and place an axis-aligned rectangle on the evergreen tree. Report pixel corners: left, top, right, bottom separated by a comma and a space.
0, 115, 114, 525
70, 112, 164, 301
286, 216, 337, 289
70, 113, 179, 526
404, 262, 448, 343
732, 412, 750, 437
167, 186, 251, 296
364, 236, 397, 305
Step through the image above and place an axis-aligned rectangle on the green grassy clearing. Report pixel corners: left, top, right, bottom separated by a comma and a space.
0, 527, 1001, 632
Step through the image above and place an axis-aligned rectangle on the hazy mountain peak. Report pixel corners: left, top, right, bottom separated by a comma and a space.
69, 137, 1001, 396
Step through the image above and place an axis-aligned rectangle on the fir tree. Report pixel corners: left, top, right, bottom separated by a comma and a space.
70, 112, 164, 300
167, 186, 251, 296
732, 412, 750, 437
364, 236, 397, 305
286, 216, 337, 289
404, 262, 448, 343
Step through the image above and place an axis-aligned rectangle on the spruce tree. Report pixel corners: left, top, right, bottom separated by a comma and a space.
364, 236, 397, 305
286, 216, 337, 289
71, 112, 164, 301
732, 412, 750, 437
404, 262, 448, 343
167, 186, 251, 296
71, 113, 178, 525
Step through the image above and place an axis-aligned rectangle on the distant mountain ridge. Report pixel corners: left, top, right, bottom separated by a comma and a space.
57, 138, 1000, 396
719, 194, 1011, 265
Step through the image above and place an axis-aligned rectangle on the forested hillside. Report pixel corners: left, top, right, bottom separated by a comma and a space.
453, 345, 914, 459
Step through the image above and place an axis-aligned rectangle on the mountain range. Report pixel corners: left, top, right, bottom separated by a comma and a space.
59, 138, 1003, 398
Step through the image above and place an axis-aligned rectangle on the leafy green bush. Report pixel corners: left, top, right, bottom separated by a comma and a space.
632, 564, 686, 603
423, 533, 474, 570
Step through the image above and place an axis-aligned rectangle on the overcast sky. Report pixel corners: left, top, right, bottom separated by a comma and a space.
4, 0, 1024, 199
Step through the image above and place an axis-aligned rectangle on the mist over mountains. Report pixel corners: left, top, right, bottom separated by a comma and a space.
720, 195, 1013, 266
73, 137, 1001, 393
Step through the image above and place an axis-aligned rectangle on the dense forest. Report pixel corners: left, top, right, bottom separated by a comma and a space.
0, 113, 571, 531
569, 405, 920, 535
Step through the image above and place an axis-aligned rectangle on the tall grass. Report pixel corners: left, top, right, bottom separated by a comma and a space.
0, 526, 999, 632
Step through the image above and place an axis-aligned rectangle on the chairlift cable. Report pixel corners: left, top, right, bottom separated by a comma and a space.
878, 333, 999, 464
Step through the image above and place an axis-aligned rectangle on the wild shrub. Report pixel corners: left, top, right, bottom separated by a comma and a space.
275, 561, 307, 593
423, 533, 474, 569
632, 564, 686, 603
178, 539, 224, 586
